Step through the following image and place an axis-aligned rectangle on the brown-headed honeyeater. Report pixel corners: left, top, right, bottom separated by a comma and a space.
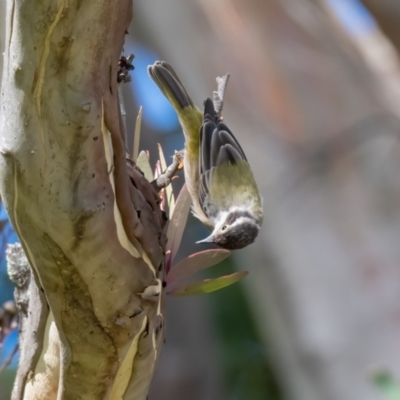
148, 61, 263, 250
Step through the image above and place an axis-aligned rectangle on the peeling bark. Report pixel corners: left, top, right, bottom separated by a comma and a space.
0, 1, 166, 399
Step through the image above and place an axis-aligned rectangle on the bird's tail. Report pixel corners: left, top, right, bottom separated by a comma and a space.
148, 61, 194, 111
148, 61, 203, 155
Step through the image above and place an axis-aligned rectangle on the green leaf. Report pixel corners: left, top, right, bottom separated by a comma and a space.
136, 150, 153, 182
166, 184, 191, 262
167, 271, 248, 296
167, 249, 231, 286
372, 370, 400, 400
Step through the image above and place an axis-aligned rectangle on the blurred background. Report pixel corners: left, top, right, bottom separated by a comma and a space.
2, 0, 400, 399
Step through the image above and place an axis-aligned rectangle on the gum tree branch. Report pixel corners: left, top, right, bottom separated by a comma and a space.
0, 1, 166, 399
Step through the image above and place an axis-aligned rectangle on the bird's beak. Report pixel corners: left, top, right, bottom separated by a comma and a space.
196, 235, 214, 244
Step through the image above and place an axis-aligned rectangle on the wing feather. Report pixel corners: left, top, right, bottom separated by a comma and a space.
199, 98, 249, 218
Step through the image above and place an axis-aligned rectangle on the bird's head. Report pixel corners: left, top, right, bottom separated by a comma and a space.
197, 209, 262, 250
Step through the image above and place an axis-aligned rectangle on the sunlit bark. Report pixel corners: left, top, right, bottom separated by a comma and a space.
0, 1, 166, 399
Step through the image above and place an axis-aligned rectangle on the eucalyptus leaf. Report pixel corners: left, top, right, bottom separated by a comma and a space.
167, 249, 231, 286
167, 271, 248, 296
166, 184, 191, 269
136, 150, 153, 182
132, 106, 142, 162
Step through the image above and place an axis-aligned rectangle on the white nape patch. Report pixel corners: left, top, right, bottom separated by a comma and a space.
211, 205, 259, 236
229, 205, 256, 214
230, 216, 258, 229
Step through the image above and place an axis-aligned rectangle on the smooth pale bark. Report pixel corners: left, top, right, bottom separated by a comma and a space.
0, 1, 4, 88
0, 1, 166, 399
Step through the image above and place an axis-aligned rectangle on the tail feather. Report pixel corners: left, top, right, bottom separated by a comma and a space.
148, 61, 193, 110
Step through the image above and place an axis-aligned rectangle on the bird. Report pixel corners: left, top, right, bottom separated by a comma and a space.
148, 61, 263, 250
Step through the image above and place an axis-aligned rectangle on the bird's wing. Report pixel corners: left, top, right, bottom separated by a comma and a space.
199, 98, 248, 218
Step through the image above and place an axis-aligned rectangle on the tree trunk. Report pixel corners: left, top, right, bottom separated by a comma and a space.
0, 1, 166, 399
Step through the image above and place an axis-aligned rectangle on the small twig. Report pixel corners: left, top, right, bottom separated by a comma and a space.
0, 301, 18, 350
117, 54, 135, 145
0, 343, 19, 374
213, 74, 230, 117
151, 151, 183, 193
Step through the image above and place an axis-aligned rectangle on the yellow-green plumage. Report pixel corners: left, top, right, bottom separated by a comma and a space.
148, 61, 208, 223
176, 108, 202, 162
148, 61, 264, 250
149, 62, 202, 160
209, 160, 263, 222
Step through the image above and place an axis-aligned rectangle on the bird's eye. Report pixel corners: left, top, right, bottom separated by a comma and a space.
222, 225, 227, 231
